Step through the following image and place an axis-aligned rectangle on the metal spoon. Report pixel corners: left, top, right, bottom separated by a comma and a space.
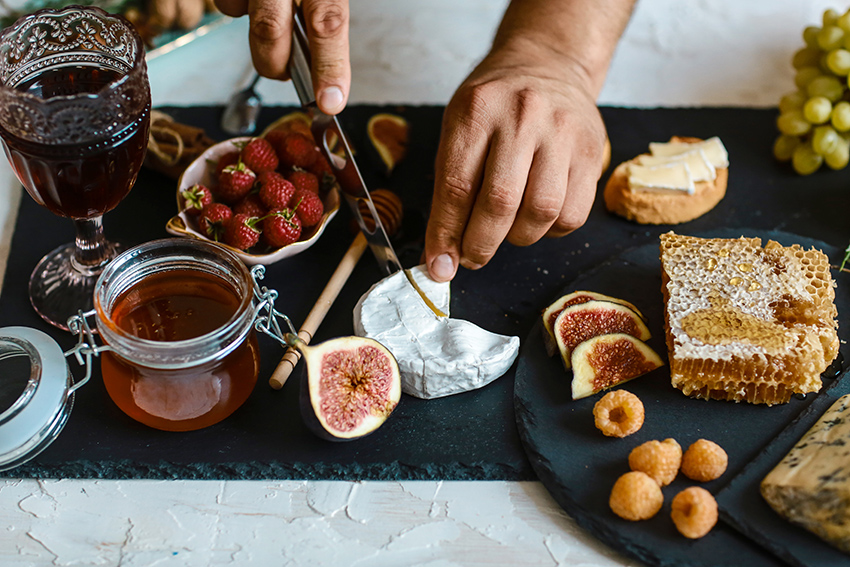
221, 73, 262, 135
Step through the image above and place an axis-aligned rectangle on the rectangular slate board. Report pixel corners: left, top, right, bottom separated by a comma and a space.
1, 105, 848, 483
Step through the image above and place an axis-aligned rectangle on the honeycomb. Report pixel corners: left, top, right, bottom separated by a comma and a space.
659, 232, 839, 405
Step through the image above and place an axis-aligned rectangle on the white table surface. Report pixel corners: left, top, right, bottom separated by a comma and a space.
0, 1, 839, 565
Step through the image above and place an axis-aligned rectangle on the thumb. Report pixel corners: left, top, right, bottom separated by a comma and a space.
302, 0, 350, 115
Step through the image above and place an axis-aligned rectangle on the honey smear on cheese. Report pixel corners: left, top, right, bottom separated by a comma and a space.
627, 137, 728, 195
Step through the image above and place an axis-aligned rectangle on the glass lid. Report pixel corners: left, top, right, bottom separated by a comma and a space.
0, 327, 73, 472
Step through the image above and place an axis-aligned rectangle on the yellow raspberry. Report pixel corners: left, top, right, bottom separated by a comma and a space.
593, 389, 645, 438
681, 439, 728, 482
628, 438, 682, 486
609, 471, 663, 521
671, 487, 718, 538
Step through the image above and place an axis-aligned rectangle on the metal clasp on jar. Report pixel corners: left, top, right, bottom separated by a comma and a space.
249, 265, 298, 347
65, 309, 113, 393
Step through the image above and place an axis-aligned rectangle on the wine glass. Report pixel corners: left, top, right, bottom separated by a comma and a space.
0, 6, 151, 330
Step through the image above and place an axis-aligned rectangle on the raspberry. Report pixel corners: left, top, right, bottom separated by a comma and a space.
223, 213, 261, 250
233, 193, 267, 218
593, 390, 645, 438
239, 137, 279, 173
213, 151, 239, 177
277, 132, 318, 168
286, 167, 319, 193
628, 438, 682, 486
292, 190, 324, 227
198, 202, 232, 242
263, 208, 302, 247
308, 153, 335, 182
180, 184, 213, 216
681, 439, 728, 482
257, 171, 296, 210
609, 471, 663, 521
671, 487, 718, 539
217, 162, 256, 204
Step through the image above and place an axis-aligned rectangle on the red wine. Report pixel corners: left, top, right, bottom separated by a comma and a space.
0, 65, 150, 219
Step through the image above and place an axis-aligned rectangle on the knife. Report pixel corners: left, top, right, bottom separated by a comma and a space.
289, 9, 403, 276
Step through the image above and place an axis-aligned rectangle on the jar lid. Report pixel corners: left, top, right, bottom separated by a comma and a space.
0, 327, 73, 471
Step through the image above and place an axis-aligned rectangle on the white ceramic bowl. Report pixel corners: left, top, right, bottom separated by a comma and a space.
166, 137, 340, 266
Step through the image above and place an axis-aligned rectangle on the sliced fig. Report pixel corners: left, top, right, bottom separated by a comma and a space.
571, 333, 663, 400
554, 300, 650, 370
294, 335, 401, 441
367, 113, 409, 175
542, 291, 645, 356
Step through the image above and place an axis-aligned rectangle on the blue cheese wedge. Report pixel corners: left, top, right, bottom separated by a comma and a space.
761, 394, 850, 553
636, 149, 716, 182
353, 265, 520, 399
627, 162, 695, 194
649, 136, 729, 169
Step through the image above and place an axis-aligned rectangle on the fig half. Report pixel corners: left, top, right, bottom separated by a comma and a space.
367, 113, 409, 175
293, 335, 401, 441
542, 291, 644, 356
554, 300, 650, 370
571, 333, 663, 400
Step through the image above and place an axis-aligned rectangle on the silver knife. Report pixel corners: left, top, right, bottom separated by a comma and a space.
289, 9, 403, 276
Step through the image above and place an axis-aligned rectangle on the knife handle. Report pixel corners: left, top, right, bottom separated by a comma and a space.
268, 232, 369, 389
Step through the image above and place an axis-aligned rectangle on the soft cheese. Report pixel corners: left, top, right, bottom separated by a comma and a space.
627, 162, 695, 194
353, 265, 520, 399
649, 136, 729, 169
636, 149, 716, 182
761, 394, 850, 553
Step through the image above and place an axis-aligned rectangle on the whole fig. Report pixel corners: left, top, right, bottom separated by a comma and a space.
293, 335, 401, 441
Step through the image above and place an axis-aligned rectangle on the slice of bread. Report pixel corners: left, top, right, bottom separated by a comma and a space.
659, 232, 839, 405
604, 137, 727, 225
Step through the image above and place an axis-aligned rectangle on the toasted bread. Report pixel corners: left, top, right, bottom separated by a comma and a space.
604, 137, 727, 225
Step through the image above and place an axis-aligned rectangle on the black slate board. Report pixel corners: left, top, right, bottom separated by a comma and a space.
717, 366, 850, 567
514, 230, 849, 567
1, 106, 850, 493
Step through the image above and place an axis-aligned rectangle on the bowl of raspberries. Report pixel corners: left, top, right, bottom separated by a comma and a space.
167, 115, 340, 265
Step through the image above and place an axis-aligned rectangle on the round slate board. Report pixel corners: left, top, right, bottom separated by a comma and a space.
514, 229, 849, 567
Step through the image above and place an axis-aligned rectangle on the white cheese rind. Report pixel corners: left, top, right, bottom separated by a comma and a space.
649, 136, 729, 168
627, 162, 695, 194
761, 394, 850, 553
636, 149, 716, 182
353, 265, 520, 399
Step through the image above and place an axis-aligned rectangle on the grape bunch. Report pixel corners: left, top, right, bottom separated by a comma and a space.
775, 7, 850, 175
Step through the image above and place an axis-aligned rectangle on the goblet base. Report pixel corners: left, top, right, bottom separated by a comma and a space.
29, 241, 123, 331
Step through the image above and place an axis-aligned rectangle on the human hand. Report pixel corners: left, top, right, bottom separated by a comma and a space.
214, 0, 350, 115
424, 48, 609, 282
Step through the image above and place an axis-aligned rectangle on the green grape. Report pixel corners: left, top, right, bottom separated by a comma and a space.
818, 25, 845, 51
792, 142, 824, 175
807, 75, 845, 101
795, 66, 823, 89
827, 48, 850, 75
804, 96, 833, 123
794, 47, 823, 69
839, 11, 850, 32
825, 8, 841, 27
825, 137, 850, 169
813, 125, 841, 155
779, 90, 807, 113
773, 135, 800, 162
777, 110, 812, 136
831, 101, 850, 131
804, 25, 822, 47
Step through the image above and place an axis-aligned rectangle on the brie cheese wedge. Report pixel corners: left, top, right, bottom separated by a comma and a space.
353, 265, 520, 399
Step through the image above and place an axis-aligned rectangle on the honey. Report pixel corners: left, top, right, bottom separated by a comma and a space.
94, 239, 261, 432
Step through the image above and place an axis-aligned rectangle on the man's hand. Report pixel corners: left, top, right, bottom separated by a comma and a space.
424, 50, 608, 281
214, 0, 350, 115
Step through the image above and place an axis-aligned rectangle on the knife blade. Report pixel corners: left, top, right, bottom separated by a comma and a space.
289, 9, 403, 276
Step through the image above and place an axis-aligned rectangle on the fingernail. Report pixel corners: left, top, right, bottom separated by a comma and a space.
318, 86, 344, 113
430, 254, 456, 281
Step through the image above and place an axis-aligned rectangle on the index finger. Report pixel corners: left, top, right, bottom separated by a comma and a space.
246, 0, 293, 80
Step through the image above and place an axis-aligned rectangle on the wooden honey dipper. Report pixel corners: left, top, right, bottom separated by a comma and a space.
269, 189, 404, 389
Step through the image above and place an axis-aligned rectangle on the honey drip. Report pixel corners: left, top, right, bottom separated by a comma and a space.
680, 296, 790, 352
738, 263, 753, 272
729, 277, 742, 286
705, 258, 717, 271
717, 249, 730, 257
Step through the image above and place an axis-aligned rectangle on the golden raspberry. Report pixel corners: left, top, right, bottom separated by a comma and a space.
628, 438, 682, 486
593, 389, 645, 438
681, 439, 728, 482
671, 487, 718, 538
609, 471, 663, 521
